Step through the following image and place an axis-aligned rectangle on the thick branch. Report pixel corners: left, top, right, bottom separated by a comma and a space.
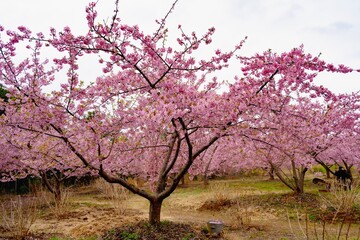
99, 164, 154, 200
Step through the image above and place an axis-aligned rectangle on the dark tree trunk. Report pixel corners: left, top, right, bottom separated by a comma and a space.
203, 175, 209, 186
292, 163, 307, 195
294, 174, 305, 194
54, 180, 62, 204
41, 171, 63, 205
325, 168, 331, 179
202, 145, 218, 186
274, 159, 307, 195
268, 165, 275, 180
149, 199, 163, 225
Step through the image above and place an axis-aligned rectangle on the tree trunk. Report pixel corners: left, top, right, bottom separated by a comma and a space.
294, 167, 307, 194
294, 177, 304, 194
290, 159, 307, 195
41, 171, 63, 205
54, 180, 62, 204
149, 199, 163, 225
268, 165, 275, 180
202, 145, 217, 186
203, 175, 209, 186
325, 168, 331, 179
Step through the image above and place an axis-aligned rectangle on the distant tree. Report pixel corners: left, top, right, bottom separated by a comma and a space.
0, 126, 93, 203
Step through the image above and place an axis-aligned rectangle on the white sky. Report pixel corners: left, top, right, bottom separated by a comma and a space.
1, 0, 360, 94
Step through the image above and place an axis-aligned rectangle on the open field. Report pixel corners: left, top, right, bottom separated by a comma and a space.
1, 175, 360, 239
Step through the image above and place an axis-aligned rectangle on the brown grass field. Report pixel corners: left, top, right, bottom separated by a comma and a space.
1, 175, 360, 239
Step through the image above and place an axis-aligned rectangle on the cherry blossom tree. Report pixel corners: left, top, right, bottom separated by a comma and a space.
309, 93, 360, 179
235, 48, 360, 194
0, 125, 92, 202
0, 1, 358, 224
194, 49, 360, 194
0, 1, 247, 224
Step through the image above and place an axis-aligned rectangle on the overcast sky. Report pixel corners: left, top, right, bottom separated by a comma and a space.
1, 0, 360, 94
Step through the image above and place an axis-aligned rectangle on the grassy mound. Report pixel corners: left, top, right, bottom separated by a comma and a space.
101, 220, 209, 240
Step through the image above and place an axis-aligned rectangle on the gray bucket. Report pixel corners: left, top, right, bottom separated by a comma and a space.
207, 220, 224, 235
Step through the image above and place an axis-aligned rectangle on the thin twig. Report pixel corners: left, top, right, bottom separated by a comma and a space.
256, 68, 279, 95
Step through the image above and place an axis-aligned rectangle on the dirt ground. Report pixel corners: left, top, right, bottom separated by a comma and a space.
1, 177, 359, 239
28, 188, 292, 239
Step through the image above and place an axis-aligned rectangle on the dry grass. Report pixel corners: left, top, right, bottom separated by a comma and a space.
320, 179, 360, 220
94, 178, 131, 215
231, 194, 253, 227
286, 179, 360, 240
209, 182, 233, 201
201, 183, 253, 229
0, 195, 39, 239
37, 186, 72, 218
1, 176, 360, 239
